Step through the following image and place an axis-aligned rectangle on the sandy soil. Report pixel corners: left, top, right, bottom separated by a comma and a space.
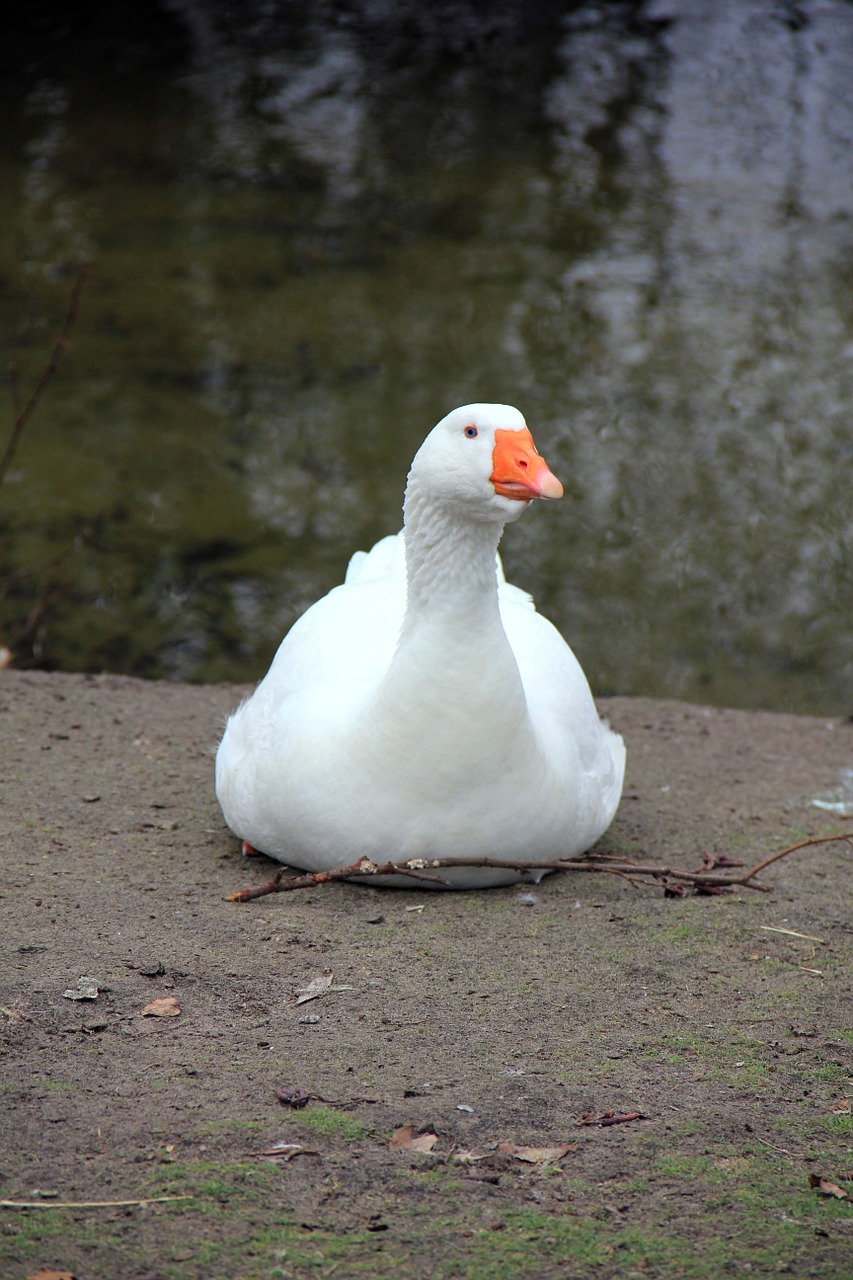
1, 670, 851, 1279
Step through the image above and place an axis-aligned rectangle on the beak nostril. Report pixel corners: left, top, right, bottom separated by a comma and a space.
518, 459, 528, 469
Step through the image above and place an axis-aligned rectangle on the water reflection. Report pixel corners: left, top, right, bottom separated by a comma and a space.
0, 0, 851, 713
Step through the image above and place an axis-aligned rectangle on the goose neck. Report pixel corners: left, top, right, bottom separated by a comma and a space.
402, 485, 503, 626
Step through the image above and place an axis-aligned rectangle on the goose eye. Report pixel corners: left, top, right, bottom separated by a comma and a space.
464, 425, 478, 439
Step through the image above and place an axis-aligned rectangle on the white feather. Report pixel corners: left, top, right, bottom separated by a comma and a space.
215, 403, 625, 888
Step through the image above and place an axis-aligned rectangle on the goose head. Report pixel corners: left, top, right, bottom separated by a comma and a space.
406, 403, 564, 526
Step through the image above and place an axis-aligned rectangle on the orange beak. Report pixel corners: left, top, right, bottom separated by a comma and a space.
490, 427, 564, 502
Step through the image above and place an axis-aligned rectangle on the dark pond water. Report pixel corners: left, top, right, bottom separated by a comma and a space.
1, 0, 851, 713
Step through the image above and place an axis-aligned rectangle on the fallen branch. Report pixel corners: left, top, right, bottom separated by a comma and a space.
227, 832, 853, 903
733, 832, 851, 881
0, 1194, 193, 1209
228, 859, 450, 901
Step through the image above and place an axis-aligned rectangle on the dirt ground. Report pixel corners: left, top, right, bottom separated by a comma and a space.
1, 669, 851, 1280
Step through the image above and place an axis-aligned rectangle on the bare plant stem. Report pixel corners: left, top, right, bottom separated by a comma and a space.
226, 832, 853, 903
0, 266, 91, 488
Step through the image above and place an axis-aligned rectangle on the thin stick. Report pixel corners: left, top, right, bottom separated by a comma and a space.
0, 266, 91, 487
0, 1194, 193, 1209
0, 508, 108, 603
228, 854, 746, 901
575, 1111, 644, 1127
759, 925, 825, 943
736, 833, 852, 882
227, 859, 451, 901
227, 832, 852, 903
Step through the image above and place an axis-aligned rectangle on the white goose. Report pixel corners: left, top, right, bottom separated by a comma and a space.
215, 404, 625, 888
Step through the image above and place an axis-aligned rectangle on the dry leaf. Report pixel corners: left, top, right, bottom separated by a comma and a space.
294, 970, 352, 1005
809, 1174, 851, 1200
390, 1125, 438, 1153
498, 1141, 573, 1164
295, 973, 333, 1004
26, 1271, 76, 1280
141, 996, 181, 1018
1, 1005, 29, 1025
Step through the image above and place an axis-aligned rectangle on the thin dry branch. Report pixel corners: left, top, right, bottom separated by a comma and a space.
227, 832, 853, 903
0, 509, 109, 602
735, 832, 851, 880
0, 266, 91, 487
0, 1194, 193, 1209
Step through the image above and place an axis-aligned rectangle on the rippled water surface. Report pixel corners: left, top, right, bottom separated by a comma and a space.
1, 0, 851, 713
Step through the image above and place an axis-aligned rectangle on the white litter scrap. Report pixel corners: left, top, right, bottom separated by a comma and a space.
62, 977, 99, 1001
809, 768, 853, 817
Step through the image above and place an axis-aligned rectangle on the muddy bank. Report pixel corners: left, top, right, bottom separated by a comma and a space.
1, 670, 851, 1279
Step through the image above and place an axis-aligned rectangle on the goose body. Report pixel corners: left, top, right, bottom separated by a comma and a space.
215, 404, 625, 888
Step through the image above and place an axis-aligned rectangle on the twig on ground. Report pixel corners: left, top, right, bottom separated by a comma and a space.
227, 832, 853, 903
759, 925, 825, 943
575, 1110, 645, 1127
736, 833, 851, 881
0, 1194, 192, 1209
228, 859, 451, 901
